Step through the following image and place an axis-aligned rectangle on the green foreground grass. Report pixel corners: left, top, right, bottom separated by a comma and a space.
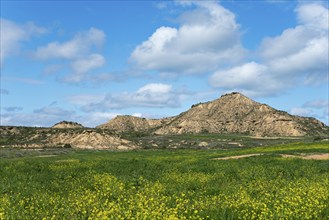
1, 142, 328, 219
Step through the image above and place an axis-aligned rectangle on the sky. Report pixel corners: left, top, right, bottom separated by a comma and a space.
1, 0, 328, 127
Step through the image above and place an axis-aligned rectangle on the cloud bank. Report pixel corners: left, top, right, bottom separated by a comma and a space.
82, 83, 188, 111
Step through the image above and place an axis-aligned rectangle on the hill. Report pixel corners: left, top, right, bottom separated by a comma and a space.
52, 121, 84, 129
0, 126, 137, 150
97, 115, 174, 133
154, 92, 328, 136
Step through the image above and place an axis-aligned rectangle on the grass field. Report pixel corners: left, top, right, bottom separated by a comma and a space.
1, 141, 328, 219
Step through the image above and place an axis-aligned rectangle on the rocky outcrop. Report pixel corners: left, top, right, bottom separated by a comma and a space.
97, 115, 174, 133
154, 92, 328, 137
52, 121, 84, 129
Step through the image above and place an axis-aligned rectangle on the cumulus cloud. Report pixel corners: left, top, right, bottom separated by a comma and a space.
209, 62, 284, 97
130, 1, 245, 75
260, 3, 328, 80
296, 3, 329, 30
64, 54, 106, 83
210, 3, 329, 97
34, 27, 106, 83
34, 27, 105, 60
0, 18, 47, 64
82, 83, 187, 111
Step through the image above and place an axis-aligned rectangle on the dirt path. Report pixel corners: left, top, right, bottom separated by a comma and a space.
213, 154, 263, 160
280, 153, 329, 160
213, 153, 329, 160
36, 155, 57, 158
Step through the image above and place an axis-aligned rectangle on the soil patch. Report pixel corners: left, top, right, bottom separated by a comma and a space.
36, 155, 57, 158
213, 153, 329, 160
213, 154, 263, 160
280, 153, 329, 160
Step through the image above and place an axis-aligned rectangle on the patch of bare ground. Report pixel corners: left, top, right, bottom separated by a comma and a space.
280, 153, 329, 160
213, 153, 329, 160
213, 154, 263, 160
36, 155, 57, 158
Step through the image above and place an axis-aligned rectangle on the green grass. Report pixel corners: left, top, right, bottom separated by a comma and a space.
1, 142, 328, 219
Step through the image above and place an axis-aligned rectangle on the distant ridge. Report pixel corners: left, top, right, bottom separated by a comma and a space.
52, 121, 84, 129
98, 92, 328, 137
96, 115, 174, 133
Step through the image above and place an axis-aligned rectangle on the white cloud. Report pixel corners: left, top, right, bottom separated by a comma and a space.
209, 62, 284, 97
290, 107, 313, 117
82, 112, 121, 127
71, 54, 105, 74
1, 106, 76, 127
130, 1, 245, 75
132, 113, 143, 117
137, 83, 172, 94
259, 3, 328, 83
34, 27, 105, 60
82, 83, 186, 111
0, 18, 47, 64
296, 3, 329, 30
33, 27, 107, 83
0, 103, 121, 127
65, 54, 105, 83
210, 3, 328, 97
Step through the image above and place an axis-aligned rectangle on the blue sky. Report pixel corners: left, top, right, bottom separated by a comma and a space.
1, 0, 328, 127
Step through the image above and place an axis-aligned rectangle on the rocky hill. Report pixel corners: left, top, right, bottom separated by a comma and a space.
0, 126, 137, 150
97, 115, 174, 133
52, 121, 84, 129
154, 92, 328, 136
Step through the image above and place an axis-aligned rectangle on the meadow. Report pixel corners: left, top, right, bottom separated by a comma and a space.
0, 141, 328, 219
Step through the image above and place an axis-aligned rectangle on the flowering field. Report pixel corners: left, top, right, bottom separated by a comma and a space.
1, 142, 328, 219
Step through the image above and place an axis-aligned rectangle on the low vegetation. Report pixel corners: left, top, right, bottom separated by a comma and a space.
1, 141, 328, 219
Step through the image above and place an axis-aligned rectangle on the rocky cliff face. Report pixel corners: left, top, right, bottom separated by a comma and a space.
97, 115, 174, 133
154, 92, 328, 136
